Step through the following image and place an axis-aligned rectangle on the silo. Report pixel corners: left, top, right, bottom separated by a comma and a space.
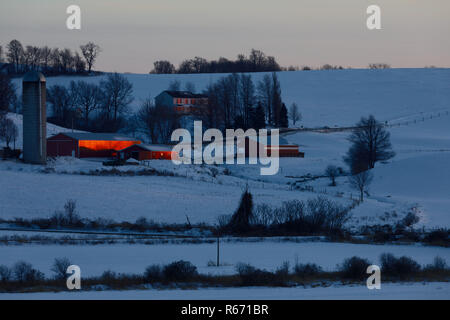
22, 71, 47, 164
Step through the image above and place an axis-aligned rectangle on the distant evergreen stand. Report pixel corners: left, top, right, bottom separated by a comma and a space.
227, 186, 254, 233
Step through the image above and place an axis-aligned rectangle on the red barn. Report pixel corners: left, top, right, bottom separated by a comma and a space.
47, 133, 141, 158
117, 144, 177, 161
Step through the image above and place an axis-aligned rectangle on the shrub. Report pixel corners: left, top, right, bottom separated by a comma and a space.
252, 204, 274, 226
293, 262, 323, 277
339, 256, 371, 280
235, 263, 275, 286
217, 214, 232, 229
0, 265, 12, 283
100, 270, 118, 283
163, 260, 198, 281
424, 256, 448, 272
144, 264, 163, 282
401, 211, 420, 228
51, 257, 72, 280
13, 261, 45, 284
325, 165, 339, 186
49, 199, 83, 228
380, 253, 421, 278
275, 261, 290, 281
424, 229, 449, 244
254, 197, 350, 235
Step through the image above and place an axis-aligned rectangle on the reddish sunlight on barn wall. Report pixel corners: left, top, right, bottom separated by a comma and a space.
78, 140, 139, 151
78, 140, 140, 158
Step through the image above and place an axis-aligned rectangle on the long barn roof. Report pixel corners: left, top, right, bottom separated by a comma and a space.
61, 132, 140, 141
118, 144, 173, 152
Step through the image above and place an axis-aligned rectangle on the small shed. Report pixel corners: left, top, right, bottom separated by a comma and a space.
117, 144, 177, 161
245, 136, 303, 158
47, 133, 141, 158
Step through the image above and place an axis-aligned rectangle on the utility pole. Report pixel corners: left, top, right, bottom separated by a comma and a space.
216, 236, 220, 267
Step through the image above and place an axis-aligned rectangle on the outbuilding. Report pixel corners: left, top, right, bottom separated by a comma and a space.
245, 136, 304, 158
47, 133, 141, 158
117, 144, 177, 161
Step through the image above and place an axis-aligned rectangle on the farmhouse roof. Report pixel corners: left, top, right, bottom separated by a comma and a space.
162, 90, 208, 99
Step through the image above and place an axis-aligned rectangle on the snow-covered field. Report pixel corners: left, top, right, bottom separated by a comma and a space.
2, 282, 448, 300
2, 69, 450, 228
1, 241, 448, 277
1, 69, 449, 299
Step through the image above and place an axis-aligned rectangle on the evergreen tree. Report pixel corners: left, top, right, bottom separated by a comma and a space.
271, 72, 282, 126
228, 187, 254, 233
251, 102, 266, 130
279, 103, 289, 128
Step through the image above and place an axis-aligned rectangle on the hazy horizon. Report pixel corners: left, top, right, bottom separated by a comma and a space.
1, 0, 449, 73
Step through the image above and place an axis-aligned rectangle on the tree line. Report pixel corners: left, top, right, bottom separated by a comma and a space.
150, 49, 282, 74
0, 39, 101, 76
137, 72, 298, 144
47, 73, 133, 132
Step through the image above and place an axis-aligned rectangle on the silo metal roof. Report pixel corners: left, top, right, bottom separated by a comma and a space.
23, 71, 46, 82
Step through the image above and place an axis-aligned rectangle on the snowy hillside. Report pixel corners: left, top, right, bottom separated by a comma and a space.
2, 68, 449, 229
12, 68, 450, 127
0, 113, 82, 148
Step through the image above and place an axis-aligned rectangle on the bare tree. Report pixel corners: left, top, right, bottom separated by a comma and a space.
50, 48, 61, 72
325, 165, 339, 186
80, 42, 101, 73
349, 170, 373, 202
184, 81, 196, 93
6, 39, 24, 73
257, 74, 272, 123
73, 52, 86, 74
47, 84, 77, 126
239, 74, 255, 128
289, 102, 301, 125
0, 74, 16, 113
23, 46, 41, 71
51, 257, 72, 280
151, 60, 175, 74
0, 117, 18, 149
344, 115, 395, 173
137, 97, 159, 143
168, 80, 181, 91
154, 104, 180, 144
369, 63, 391, 69
72, 81, 103, 128
39, 46, 52, 70
100, 73, 133, 123
59, 48, 74, 73
271, 72, 283, 127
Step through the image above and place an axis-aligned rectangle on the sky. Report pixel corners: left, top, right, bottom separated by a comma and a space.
1, 0, 449, 73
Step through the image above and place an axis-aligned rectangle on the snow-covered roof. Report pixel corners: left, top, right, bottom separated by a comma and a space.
161, 91, 208, 99
60, 132, 140, 141
246, 135, 291, 146
23, 71, 46, 82
118, 144, 173, 152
